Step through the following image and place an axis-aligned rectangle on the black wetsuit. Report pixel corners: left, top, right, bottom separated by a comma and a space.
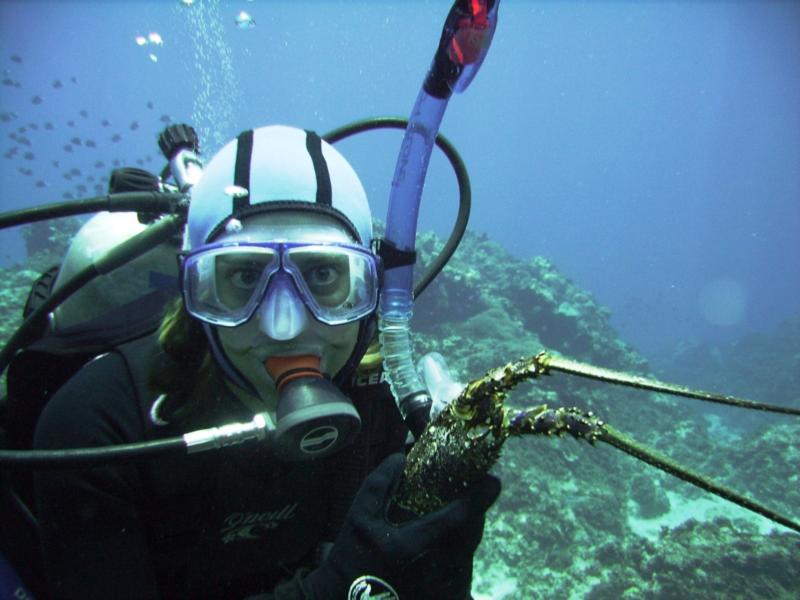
32, 337, 407, 599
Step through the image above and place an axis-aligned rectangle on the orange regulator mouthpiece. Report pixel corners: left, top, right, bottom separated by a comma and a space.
265, 355, 322, 391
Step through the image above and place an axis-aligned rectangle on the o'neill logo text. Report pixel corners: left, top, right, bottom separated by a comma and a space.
219, 503, 298, 543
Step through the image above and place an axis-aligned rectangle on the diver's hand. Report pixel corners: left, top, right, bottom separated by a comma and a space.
303, 453, 500, 600
418, 352, 464, 419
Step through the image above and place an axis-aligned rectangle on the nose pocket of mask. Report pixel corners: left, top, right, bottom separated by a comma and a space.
259, 271, 308, 340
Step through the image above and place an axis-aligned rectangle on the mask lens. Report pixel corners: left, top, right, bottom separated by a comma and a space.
183, 246, 278, 325
285, 245, 377, 324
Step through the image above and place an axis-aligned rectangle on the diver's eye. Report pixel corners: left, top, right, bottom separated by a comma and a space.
306, 265, 341, 291
229, 268, 262, 291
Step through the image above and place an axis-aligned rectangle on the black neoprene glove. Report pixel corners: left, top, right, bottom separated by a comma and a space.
302, 453, 500, 600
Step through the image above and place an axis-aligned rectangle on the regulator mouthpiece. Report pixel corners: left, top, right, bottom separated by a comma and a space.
265, 356, 360, 461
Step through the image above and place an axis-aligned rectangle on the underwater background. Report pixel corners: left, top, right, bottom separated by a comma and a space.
1, 1, 798, 598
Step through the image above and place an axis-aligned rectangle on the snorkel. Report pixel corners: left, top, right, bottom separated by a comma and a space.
379, 0, 499, 437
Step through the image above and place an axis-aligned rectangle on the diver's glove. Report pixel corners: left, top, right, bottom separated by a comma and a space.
302, 453, 500, 600
418, 352, 464, 419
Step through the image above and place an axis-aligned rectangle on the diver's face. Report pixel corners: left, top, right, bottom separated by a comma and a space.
214, 212, 361, 406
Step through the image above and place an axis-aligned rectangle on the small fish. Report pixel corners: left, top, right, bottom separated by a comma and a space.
0, 112, 17, 122
31, 95, 43, 105
111, 133, 122, 142
148, 53, 158, 63
69, 168, 81, 176
63, 173, 72, 181
135, 35, 148, 46
35, 180, 46, 188
28, 122, 38, 130
62, 192, 75, 199
17, 126, 26, 134
2, 78, 14, 87
100, 119, 110, 127
7, 132, 16, 140
148, 32, 163, 46
70, 137, 81, 146
67, 120, 75, 127
23, 151, 34, 160
146, 101, 154, 109
180, 0, 195, 6
136, 158, 143, 166
87, 175, 95, 182
44, 122, 54, 130
159, 114, 171, 123
17, 136, 31, 147
70, 76, 77, 84
63, 144, 73, 152
52, 79, 63, 89
79, 110, 88, 118
77, 184, 87, 193
94, 160, 105, 168
145, 154, 152, 162
94, 184, 104, 194
10, 54, 22, 64
235, 11, 255, 29
52, 160, 60, 168
85, 139, 96, 148
18, 167, 32, 176
112, 159, 120, 166
130, 121, 139, 131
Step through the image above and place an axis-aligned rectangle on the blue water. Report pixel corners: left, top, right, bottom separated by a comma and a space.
1, 0, 798, 363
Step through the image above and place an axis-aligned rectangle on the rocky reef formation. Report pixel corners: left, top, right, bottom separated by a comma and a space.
0, 217, 81, 353
410, 229, 799, 599
1, 220, 797, 598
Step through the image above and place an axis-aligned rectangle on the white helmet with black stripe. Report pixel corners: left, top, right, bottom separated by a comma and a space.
185, 125, 372, 251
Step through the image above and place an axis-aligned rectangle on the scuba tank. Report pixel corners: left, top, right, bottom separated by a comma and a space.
48, 125, 201, 332
49, 210, 180, 333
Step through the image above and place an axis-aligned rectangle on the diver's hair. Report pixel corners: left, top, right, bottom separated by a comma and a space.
148, 296, 226, 424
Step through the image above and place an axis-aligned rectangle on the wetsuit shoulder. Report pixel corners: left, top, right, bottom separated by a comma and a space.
34, 349, 145, 450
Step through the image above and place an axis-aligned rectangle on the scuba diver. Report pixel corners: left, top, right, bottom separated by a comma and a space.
23, 124, 499, 599
0, 2, 510, 597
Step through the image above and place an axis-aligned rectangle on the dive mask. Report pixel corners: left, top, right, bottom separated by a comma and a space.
180, 241, 380, 328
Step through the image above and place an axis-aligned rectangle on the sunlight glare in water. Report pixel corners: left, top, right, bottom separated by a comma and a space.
698, 278, 748, 326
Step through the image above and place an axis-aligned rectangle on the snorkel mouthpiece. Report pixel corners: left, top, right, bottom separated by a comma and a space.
265, 356, 360, 461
